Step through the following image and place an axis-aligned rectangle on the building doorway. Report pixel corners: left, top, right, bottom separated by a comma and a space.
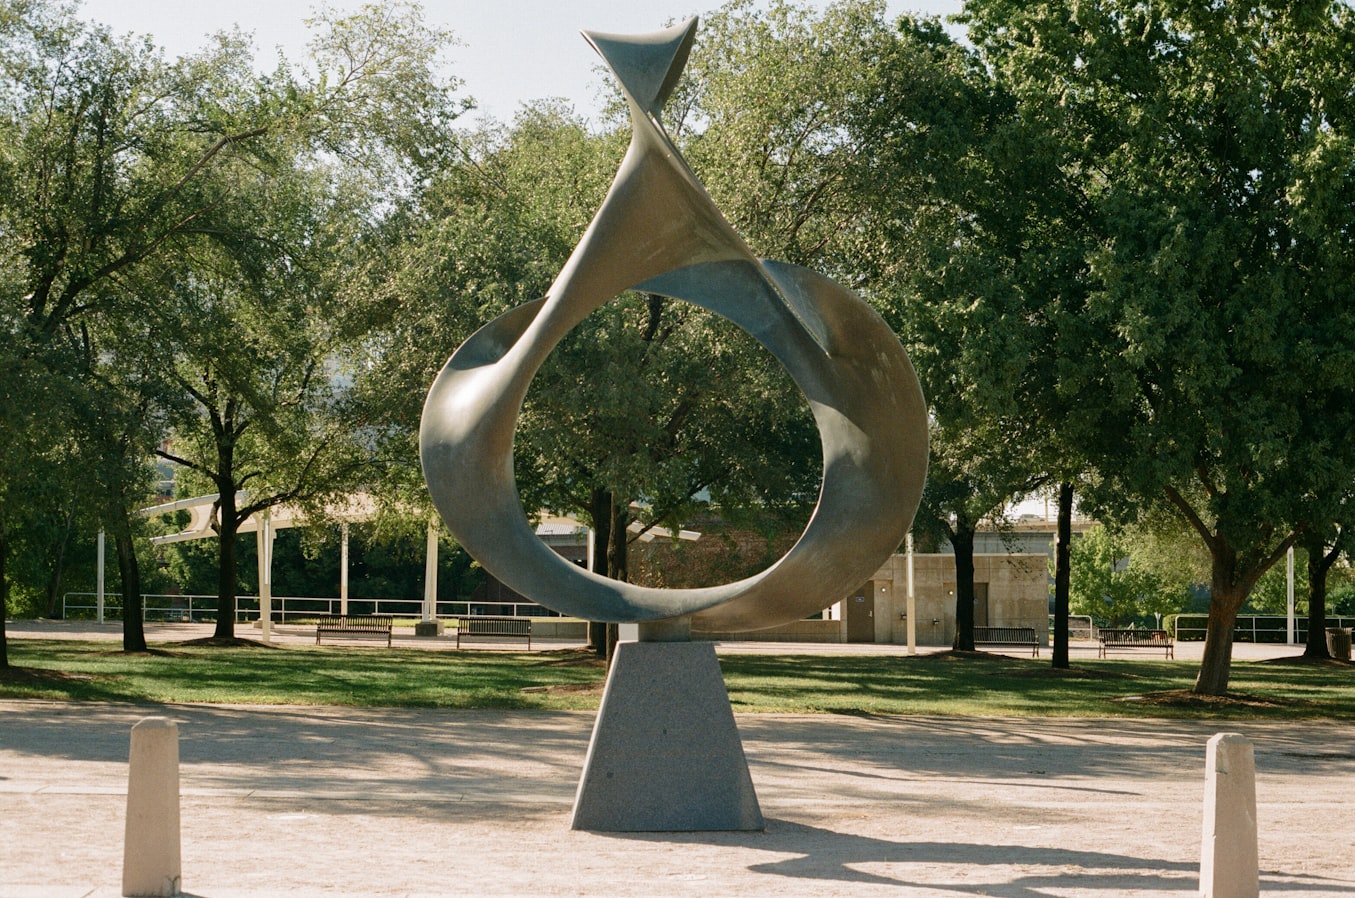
847, 583, 875, 643
973, 582, 989, 628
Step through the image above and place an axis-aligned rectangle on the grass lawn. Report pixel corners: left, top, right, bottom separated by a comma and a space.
2, 638, 1353, 719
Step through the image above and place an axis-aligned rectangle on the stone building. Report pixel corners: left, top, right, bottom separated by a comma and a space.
694, 551, 1051, 646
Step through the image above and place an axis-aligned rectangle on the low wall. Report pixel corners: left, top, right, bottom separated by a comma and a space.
693, 619, 843, 643
529, 619, 589, 639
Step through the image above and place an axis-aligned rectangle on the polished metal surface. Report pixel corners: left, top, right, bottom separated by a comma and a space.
420, 17, 927, 630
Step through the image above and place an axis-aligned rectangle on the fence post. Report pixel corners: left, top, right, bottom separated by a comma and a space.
123, 717, 182, 897
1199, 733, 1258, 898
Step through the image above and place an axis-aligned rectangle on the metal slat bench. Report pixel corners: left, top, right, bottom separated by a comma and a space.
454, 616, 532, 649
974, 625, 1040, 657
315, 615, 393, 647
1097, 628, 1174, 659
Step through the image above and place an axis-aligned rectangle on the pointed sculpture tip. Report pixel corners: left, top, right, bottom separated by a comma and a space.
582, 16, 699, 116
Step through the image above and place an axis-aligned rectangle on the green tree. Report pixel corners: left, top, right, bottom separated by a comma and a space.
952, 0, 1355, 694
151, 188, 379, 641
0, 1, 460, 661
674, 0, 900, 280
914, 419, 1047, 650
1067, 524, 1179, 628
848, 11, 1090, 657
1117, 513, 1212, 611
1296, 510, 1355, 658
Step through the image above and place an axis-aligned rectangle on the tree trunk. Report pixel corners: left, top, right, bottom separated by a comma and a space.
1051, 481, 1073, 669
1193, 589, 1242, 695
586, 487, 612, 658
214, 492, 240, 640
1192, 534, 1289, 694
1193, 542, 1249, 695
602, 497, 632, 667
952, 521, 976, 651
43, 509, 74, 618
607, 498, 630, 583
113, 515, 147, 653
1303, 536, 1338, 660
0, 521, 9, 670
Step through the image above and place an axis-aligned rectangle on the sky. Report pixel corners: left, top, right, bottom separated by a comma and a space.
77, 0, 965, 124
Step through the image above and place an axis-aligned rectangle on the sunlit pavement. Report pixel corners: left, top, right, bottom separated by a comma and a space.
3, 617, 1314, 661
6, 619, 1353, 896
3, 697, 1352, 898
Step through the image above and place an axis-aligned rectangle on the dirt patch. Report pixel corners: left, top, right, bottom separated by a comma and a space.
521, 681, 605, 695
1111, 688, 1304, 710
1257, 654, 1355, 668
912, 649, 1008, 661
97, 648, 189, 658
533, 650, 606, 668
172, 636, 278, 649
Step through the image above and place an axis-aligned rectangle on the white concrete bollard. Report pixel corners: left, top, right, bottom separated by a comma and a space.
123, 717, 182, 897
1199, 732, 1258, 898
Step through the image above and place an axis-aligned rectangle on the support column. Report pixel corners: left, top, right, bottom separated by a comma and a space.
340, 522, 350, 617
123, 717, 181, 897
97, 528, 106, 624
256, 510, 272, 642
906, 532, 917, 655
1200, 733, 1259, 898
1286, 546, 1296, 645
416, 519, 444, 636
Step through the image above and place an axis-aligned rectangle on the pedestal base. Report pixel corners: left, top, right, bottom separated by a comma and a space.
571, 640, 764, 832
414, 619, 444, 637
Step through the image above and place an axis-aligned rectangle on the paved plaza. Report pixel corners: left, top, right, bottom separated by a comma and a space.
2, 623, 1353, 897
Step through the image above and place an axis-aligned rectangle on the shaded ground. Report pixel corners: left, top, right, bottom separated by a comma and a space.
2, 700, 1352, 897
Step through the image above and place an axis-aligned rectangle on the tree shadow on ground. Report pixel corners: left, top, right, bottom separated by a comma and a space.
610, 820, 1355, 896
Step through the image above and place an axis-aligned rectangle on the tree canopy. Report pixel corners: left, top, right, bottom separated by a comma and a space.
3, 0, 1354, 698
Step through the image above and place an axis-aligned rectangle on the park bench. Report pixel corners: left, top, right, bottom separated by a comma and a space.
454, 615, 532, 650
315, 615, 393, 647
1098, 628, 1174, 659
974, 625, 1040, 657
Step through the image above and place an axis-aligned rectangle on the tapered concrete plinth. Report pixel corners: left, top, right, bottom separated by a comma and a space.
123, 717, 181, 897
571, 639, 764, 832
1199, 732, 1259, 898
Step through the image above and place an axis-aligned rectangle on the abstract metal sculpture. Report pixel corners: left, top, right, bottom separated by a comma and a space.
420, 17, 927, 831
421, 17, 927, 632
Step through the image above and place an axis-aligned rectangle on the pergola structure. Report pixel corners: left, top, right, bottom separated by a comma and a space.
119, 495, 694, 640
139, 492, 438, 641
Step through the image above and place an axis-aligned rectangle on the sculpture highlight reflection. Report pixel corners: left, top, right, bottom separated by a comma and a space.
420, 16, 927, 634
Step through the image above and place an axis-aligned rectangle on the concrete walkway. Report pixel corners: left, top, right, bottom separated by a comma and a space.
0, 617, 1315, 661
3, 623, 1352, 897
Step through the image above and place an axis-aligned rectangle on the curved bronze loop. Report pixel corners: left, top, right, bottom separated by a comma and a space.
420, 18, 927, 628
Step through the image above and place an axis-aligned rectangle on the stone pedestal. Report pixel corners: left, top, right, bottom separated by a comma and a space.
1200, 732, 1258, 898
123, 717, 182, 897
414, 619, 444, 637
571, 638, 763, 832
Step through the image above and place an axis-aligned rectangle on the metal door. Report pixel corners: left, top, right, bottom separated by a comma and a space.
847, 584, 875, 643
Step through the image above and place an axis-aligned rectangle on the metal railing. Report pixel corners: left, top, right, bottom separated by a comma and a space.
1048, 614, 1097, 640
1171, 613, 1355, 643
62, 593, 563, 623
